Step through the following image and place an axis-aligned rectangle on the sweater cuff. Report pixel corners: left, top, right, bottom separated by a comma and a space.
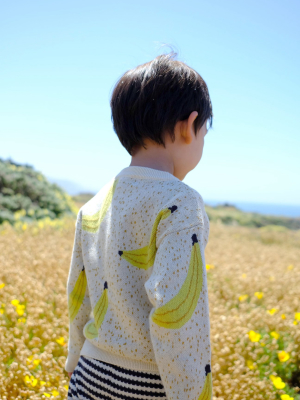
65, 352, 80, 373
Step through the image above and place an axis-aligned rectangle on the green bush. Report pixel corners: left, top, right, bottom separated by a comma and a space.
0, 157, 77, 225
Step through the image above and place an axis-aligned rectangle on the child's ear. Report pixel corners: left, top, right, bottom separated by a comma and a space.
181, 111, 198, 144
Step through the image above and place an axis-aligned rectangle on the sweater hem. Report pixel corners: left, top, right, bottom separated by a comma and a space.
65, 351, 80, 373
80, 339, 160, 373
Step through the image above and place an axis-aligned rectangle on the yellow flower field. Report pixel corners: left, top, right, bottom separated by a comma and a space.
0, 217, 299, 399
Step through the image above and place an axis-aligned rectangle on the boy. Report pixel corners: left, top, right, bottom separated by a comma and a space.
66, 52, 213, 400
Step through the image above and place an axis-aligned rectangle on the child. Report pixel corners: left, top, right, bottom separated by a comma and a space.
65, 51, 213, 400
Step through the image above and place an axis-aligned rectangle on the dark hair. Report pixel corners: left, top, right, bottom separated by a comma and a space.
110, 52, 213, 156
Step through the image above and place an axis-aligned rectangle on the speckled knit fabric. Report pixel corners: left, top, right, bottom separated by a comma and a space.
65, 166, 212, 400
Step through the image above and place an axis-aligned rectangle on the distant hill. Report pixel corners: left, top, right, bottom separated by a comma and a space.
205, 203, 300, 230
46, 176, 96, 196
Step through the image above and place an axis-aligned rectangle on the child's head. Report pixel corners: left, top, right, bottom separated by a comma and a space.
110, 52, 213, 179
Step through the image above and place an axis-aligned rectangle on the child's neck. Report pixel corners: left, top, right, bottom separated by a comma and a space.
129, 143, 175, 176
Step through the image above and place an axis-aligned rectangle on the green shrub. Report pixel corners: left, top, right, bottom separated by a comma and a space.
0, 157, 77, 225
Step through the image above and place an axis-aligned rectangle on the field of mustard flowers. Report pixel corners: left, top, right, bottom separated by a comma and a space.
0, 214, 299, 400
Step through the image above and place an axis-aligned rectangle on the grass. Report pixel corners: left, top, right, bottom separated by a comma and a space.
0, 213, 299, 399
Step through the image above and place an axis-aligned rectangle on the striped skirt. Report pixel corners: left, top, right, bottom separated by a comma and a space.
68, 356, 168, 400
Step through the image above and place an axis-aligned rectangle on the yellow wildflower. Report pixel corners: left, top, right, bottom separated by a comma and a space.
0, 309, 4, 314
22, 223, 27, 231
52, 390, 59, 396
40, 380, 46, 386
254, 292, 264, 299
14, 209, 26, 218
38, 220, 44, 229
17, 317, 26, 323
281, 395, 294, 400
260, 342, 266, 347
269, 375, 285, 389
16, 304, 25, 316
56, 336, 65, 346
43, 394, 51, 398
31, 377, 38, 387
11, 299, 26, 315
241, 273, 247, 278
295, 312, 300, 321
27, 355, 41, 368
0, 283, 5, 289
64, 384, 69, 390
287, 264, 294, 271
267, 308, 278, 315
26, 355, 33, 364
270, 331, 280, 340
239, 294, 249, 302
248, 330, 261, 342
246, 359, 257, 370
278, 351, 290, 362
24, 374, 38, 387
206, 264, 215, 270
293, 320, 298, 325
281, 314, 286, 319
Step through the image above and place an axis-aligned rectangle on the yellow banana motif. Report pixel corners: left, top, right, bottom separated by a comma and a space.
82, 178, 118, 233
84, 281, 109, 340
84, 320, 98, 339
94, 281, 109, 330
68, 266, 87, 323
197, 364, 212, 400
151, 233, 203, 329
118, 205, 177, 270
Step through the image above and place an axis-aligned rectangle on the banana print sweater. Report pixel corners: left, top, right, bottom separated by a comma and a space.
65, 166, 212, 400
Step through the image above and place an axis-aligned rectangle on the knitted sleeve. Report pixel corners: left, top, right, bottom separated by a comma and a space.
65, 209, 91, 373
144, 223, 212, 400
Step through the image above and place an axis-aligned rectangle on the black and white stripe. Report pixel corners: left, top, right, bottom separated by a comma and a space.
68, 356, 168, 400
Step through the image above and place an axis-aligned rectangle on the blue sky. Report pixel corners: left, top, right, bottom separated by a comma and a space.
1, 0, 299, 205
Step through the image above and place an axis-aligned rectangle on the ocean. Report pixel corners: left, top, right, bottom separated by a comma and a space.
205, 200, 300, 218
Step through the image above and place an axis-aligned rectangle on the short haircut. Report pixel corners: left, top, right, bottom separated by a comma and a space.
110, 52, 213, 156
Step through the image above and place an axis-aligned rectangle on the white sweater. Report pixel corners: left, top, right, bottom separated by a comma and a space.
65, 166, 212, 400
